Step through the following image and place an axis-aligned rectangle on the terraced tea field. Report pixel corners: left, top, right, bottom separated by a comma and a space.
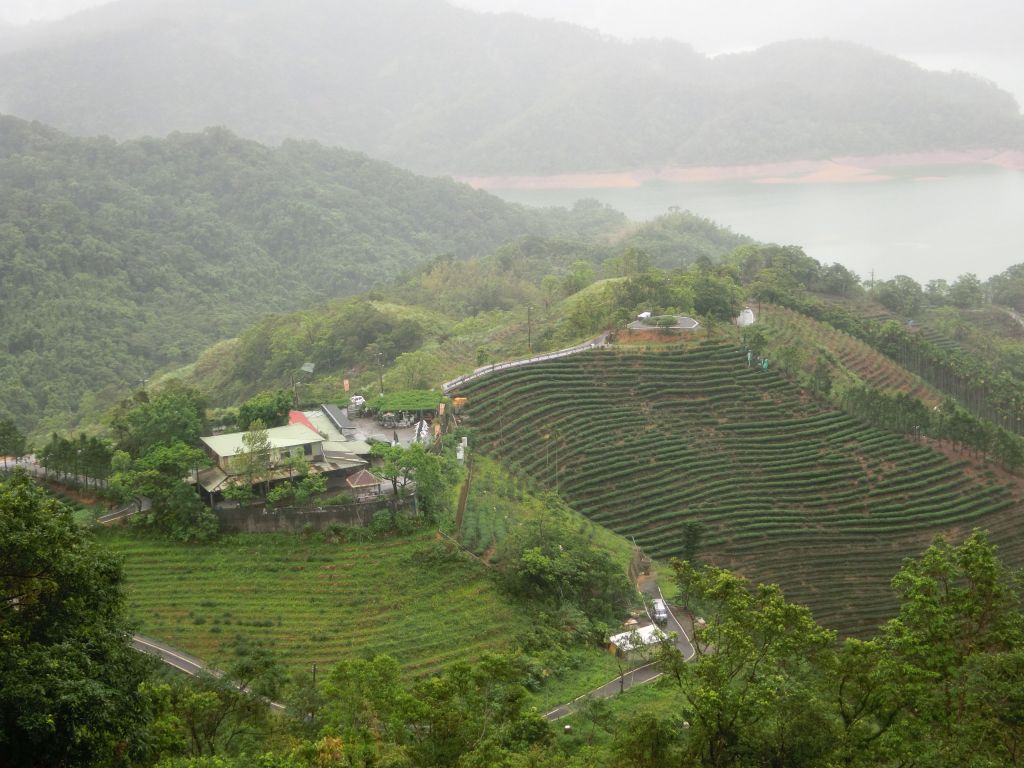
460, 342, 1024, 635
101, 529, 529, 678
759, 305, 939, 403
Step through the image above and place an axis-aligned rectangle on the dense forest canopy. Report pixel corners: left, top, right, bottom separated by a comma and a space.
0, 0, 1019, 175
0, 115, 627, 436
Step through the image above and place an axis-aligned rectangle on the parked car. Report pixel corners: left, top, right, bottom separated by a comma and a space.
652, 598, 669, 625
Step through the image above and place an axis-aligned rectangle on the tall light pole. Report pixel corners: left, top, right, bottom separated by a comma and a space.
376, 352, 385, 396
527, 304, 533, 355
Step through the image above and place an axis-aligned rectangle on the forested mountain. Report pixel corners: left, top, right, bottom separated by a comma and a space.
0, 0, 1020, 175
0, 115, 627, 436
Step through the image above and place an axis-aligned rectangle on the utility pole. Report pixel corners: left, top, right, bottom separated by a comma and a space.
311, 662, 317, 726
376, 352, 384, 396
527, 304, 533, 355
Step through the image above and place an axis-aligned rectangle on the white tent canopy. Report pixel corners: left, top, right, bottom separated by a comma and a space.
608, 624, 672, 652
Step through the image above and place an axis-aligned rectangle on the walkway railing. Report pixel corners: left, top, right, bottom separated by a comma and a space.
441, 333, 608, 394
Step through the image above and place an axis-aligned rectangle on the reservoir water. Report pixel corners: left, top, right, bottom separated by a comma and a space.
486, 164, 1024, 284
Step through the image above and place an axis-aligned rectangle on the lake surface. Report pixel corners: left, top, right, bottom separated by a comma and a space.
486, 164, 1024, 284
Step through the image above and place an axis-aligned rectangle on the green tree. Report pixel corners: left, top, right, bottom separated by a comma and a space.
540, 274, 562, 310
562, 260, 595, 295
876, 530, 1024, 767
319, 654, 417, 762
156, 638, 287, 757
237, 390, 292, 430
693, 272, 741, 322
926, 278, 950, 304
371, 442, 417, 497
0, 472, 153, 766
604, 247, 651, 278
109, 440, 215, 541
498, 494, 632, 625
817, 262, 861, 297
111, 381, 207, 457
0, 418, 26, 470
233, 419, 273, 497
949, 272, 985, 308
370, 442, 458, 521
669, 561, 837, 768
874, 275, 924, 317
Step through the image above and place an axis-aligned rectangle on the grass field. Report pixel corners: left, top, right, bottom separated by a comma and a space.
459, 341, 1024, 636
101, 528, 530, 679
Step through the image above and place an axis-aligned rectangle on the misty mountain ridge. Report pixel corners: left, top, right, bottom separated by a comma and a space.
0, 113, 629, 435
0, 0, 1019, 175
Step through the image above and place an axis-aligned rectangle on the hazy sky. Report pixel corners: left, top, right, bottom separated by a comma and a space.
3, 0, 1019, 53
3, 0, 1022, 102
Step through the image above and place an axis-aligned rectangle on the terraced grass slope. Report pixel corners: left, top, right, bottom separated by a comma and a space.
460, 342, 1023, 635
101, 529, 528, 678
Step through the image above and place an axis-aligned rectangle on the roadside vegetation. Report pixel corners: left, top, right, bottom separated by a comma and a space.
9, 468, 1024, 767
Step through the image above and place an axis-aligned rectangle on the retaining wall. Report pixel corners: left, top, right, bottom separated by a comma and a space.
215, 497, 416, 533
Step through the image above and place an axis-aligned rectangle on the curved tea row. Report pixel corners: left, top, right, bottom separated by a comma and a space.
461, 342, 1022, 636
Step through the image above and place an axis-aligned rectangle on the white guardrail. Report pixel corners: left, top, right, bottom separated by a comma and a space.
442, 334, 608, 395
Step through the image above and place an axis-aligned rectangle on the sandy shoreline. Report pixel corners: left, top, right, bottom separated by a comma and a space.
459, 149, 1024, 190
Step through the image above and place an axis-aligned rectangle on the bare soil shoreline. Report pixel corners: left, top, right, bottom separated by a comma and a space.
459, 149, 1024, 190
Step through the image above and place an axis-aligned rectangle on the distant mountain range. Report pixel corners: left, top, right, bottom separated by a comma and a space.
0, 114, 625, 435
0, 0, 1020, 175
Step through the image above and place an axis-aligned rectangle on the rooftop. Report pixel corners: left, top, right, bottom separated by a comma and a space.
201, 423, 323, 458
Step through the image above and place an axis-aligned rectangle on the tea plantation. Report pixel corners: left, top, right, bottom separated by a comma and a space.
100, 529, 530, 678
460, 342, 1024, 635
758, 305, 939, 403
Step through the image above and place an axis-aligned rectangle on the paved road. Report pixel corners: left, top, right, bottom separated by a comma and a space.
999, 305, 1024, 332
542, 571, 698, 721
132, 633, 286, 712
97, 496, 152, 525
543, 660, 665, 720
637, 575, 697, 662
132, 634, 209, 677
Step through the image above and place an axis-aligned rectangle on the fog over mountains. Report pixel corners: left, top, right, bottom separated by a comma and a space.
0, 0, 1020, 175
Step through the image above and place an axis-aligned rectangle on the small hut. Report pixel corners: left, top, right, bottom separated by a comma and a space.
345, 469, 382, 502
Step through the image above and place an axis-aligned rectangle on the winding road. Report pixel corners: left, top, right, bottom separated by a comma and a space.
131, 633, 286, 712
542, 571, 697, 721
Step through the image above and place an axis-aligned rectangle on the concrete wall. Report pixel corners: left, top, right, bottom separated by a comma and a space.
215, 497, 416, 533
